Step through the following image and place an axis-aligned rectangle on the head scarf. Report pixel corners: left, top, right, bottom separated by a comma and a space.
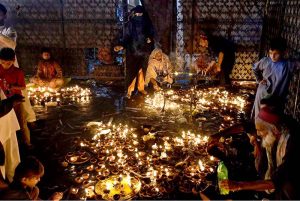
257, 107, 281, 126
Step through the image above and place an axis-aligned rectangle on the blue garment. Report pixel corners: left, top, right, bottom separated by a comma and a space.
252, 57, 294, 118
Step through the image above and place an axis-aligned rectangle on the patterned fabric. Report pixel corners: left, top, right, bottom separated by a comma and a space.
36, 60, 63, 80
145, 48, 173, 85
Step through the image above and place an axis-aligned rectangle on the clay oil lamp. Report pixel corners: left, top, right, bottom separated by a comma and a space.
82, 173, 90, 180
86, 164, 94, 171
90, 158, 97, 164
69, 156, 78, 163
66, 152, 74, 157
70, 187, 79, 195
85, 186, 95, 198
61, 161, 68, 167
74, 176, 83, 183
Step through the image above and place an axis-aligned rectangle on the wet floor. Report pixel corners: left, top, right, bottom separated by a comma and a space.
23, 79, 255, 200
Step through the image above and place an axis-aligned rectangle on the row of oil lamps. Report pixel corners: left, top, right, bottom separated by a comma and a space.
27, 85, 91, 106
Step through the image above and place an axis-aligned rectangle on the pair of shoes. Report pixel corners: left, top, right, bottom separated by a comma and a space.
139, 90, 148, 95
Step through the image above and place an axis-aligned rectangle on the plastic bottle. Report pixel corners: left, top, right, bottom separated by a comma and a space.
217, 161, 229, 195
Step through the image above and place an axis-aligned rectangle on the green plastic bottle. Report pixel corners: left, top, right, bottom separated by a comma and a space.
217, 161, 229, 195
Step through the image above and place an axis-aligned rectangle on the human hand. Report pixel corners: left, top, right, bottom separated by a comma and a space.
247, 134, 258, 146
146, 38, 151, 43
114, 46, 123, 52
50, 192, 63, 201
192, 187, 199, 196
8, 94, 24, 106
219, 180, 241, 192
153, 84, 161, 91
215, 62, 221, 72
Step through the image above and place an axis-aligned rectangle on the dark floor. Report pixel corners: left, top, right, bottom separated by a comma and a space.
19, 79, 257, 200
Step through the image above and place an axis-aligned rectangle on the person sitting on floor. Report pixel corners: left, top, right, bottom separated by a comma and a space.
145, 48, 173, 91
219, 107, 300, 200
194, 30, 235, 86
98, 47, 114, 65
0, 156, 63, 200
30, 48, 64, 89
191, 34, 217, 77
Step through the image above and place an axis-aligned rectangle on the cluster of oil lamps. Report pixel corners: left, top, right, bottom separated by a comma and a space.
145, 87, 248, 131
145, 87, 247, 113
27, 85, 91, 106
62, 122, 218, 200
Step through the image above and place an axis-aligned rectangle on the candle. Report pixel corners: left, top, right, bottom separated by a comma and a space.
152, 143, 158, 150
70, 156, 78, 162
198, 160, 205, 171
70, 187, 79, 194
105, 181, 113, 191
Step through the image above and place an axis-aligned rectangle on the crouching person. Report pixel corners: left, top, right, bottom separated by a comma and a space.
0, 156, 63, 200
145, 48, 173, 91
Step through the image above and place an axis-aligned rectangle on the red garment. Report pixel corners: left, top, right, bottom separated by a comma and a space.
0, 64, 25, 97
36, 60, 62, 80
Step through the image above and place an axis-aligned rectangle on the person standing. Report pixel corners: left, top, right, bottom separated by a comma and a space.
0, 48, 31, 149
114, 5, 155, 99
0, 3, 36, 125
252, 38, 294, 118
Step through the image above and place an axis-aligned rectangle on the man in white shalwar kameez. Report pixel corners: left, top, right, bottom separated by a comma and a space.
0, 3, 36, 124
145, 48, 173, 91
0, 88, 20, 184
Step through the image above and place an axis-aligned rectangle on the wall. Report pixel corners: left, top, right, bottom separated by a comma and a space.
177, 0, 265, 80
1, 0, 120, 76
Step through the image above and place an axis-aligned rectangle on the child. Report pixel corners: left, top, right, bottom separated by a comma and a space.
0, 156, 63, 200
0, 48, 31, 147
252, 38, 294, 118
30, 48, 64, 89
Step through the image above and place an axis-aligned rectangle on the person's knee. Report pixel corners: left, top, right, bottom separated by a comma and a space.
38, 79, 46, 86
29, 77, 35, 83
49, 80, 56, 88
55, 79, 64, 86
